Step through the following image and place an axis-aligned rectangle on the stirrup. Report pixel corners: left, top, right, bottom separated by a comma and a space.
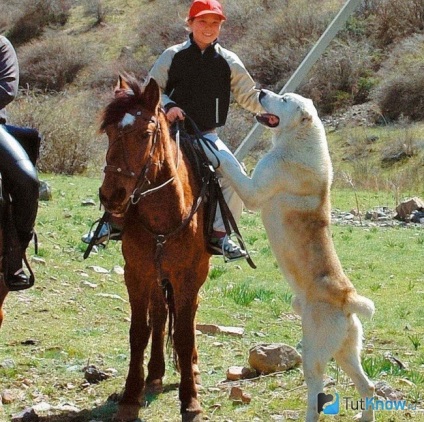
4, 255, 35, 291
222, 233, 249, 263
209, 233, 248, 262
81, 220, 121, 246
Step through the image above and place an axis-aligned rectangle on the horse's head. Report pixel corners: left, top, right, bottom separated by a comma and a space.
99, 75, 164, 215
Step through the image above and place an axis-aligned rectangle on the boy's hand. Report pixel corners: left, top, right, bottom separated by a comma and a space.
166, 106, 185, 123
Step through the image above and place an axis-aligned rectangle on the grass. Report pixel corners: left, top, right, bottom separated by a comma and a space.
0, 174, 423, 421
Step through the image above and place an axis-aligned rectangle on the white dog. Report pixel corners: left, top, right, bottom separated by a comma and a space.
204, 90, 375, 421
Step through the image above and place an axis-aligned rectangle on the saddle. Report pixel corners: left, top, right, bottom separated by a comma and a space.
1, 125, 40, 291
83, 123, 256, 269
173, 122, 256, 269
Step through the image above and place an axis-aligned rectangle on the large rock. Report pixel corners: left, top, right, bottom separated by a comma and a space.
395, 197, 424, 221
248, 343, 302, 374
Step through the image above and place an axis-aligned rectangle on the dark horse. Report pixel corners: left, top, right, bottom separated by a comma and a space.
99, 75, 211, 422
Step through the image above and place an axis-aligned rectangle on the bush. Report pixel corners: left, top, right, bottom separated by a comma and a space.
372, 34, 424, 121
5, 0, 71, 46
233, 0, 334, 87
8, 90, 105, 175
362, 0, 424, 48
18, 35, 92, 91
300, 39, 379, 114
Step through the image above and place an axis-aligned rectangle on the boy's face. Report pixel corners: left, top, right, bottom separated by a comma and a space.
188, 13, 223, 50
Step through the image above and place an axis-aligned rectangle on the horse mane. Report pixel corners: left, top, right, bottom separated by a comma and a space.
99, 75, 145, 132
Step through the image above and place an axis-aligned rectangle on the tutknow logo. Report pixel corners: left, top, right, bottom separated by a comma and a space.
317, 392, 417, 415
318, 392, 340, 415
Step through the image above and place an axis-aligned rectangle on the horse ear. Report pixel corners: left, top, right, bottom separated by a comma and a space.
114, 75, 133, 98
142, 77, 161, 111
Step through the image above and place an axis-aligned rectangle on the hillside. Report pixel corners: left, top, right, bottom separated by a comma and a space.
2, 0, 424, 197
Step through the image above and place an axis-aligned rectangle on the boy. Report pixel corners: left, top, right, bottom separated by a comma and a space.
83, 0, 263, 260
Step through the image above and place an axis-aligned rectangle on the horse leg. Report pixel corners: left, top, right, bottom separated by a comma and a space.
0, 279, 7, 328
173, 291, 203, 422
145, 282, 167, 395
114, 281, 151, 422
192, 298, 201, 386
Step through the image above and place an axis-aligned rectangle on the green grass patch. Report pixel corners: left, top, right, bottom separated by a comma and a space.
0, 174, 422, 421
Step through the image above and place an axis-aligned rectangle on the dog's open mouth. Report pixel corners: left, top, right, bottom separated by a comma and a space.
256, 113, 280, 128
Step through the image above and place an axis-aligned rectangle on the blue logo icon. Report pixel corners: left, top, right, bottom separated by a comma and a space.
318, 392, 340, 415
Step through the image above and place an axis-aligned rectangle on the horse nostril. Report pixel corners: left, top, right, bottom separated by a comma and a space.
259, 90, 266, 101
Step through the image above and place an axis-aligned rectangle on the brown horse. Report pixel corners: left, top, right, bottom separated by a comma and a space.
99, 75, 211, 422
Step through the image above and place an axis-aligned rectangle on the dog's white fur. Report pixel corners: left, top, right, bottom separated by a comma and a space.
205, 91, 375, 421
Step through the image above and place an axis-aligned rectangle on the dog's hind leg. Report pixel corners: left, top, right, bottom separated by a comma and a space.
334, 315, 375, 421
302, 304, 348, 422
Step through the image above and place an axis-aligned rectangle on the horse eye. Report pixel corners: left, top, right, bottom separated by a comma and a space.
142, 131, 152, 139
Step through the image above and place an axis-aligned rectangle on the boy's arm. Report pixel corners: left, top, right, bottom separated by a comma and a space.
148, 47, 177, 110
220, 47, 264, 115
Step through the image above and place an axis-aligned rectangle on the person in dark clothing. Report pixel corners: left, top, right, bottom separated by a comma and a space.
0, 35, 39, 290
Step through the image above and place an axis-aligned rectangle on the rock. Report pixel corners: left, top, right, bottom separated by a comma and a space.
81, 198, 96, 206
11, 407, 39, 422
111, 265, 124, 275
226, 366, 256, 381
1, 390, 15, 404
248, 343, 302, 374
395, 197, 424, 221
87, 265, 109, 274
38, 181, 52, 201
1, 359, 15, 369
196, 324, 244, 337
229, 386, 251, 404
83, 365, 110, 384
95, 293, 127, 302
80, 281, 98, 289
374, 381, 404, 401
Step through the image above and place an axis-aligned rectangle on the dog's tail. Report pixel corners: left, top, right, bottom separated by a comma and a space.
344, 293, 375, 319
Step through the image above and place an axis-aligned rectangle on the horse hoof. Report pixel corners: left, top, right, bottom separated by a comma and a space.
113, 404, 140, 422
182, 411, 203, 422
145, 379, 164, 395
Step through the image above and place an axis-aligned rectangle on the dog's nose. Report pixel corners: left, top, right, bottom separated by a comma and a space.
259, 90, 266, 101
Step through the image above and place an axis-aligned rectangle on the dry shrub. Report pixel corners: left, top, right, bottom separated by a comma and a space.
18, 35, 92, 91
362, 0, 424, 47
5, 0, 71, 46
85, 48, 152, 90
372, 34, 424, 121
233, 0, 335, 87
300, 39, 378, 114
133, 0, 188, 56
8, 90, 104, 175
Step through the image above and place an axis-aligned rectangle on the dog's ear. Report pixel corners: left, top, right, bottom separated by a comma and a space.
300, 107, 313, 124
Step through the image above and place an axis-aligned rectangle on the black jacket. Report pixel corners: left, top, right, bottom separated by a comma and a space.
149, 34, 262, 132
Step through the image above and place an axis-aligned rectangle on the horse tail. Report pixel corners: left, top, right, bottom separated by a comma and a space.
161, 279, 178, 370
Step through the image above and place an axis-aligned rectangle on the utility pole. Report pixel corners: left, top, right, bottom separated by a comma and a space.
235, 0, 363, 161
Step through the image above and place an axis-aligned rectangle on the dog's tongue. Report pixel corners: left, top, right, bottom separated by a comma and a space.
256, 113, 279, 128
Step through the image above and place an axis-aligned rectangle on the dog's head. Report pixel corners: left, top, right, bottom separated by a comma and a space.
256, 90, 318, 133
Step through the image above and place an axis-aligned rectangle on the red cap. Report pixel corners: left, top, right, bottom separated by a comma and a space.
188, 0, 226, 21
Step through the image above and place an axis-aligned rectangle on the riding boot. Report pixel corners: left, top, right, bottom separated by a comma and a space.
5, 230, 34, 291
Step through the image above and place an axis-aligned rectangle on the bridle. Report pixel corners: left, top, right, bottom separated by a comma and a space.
102, 108, 207, 283
103, 109, 181, 210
